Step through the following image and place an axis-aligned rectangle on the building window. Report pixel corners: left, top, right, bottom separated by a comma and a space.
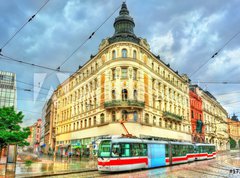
84, 119, 87, 128
191, 110, 194, 118
122, 110, 128, 121
133, 68, 137, 80
89, 118, 91, 127
153, 116, 156, 126
133, 111, 138, 122
112, 50, 116, 59
133, 50, 137, 59
145, 113, 149, 124
122, 49, 127, 58
112, 90, 116, 100
112, 111, 116, 122
94, 116, 97, 125
112, 68, 116, 80
121, 68, 128, 79
122, 89, 128, 100
133, 90, 137, 100
100, 113, 104, 124
159, 118, 162, 127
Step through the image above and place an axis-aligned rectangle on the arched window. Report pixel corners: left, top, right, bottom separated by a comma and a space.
122, 89, 128, 100
133, 90, 137, 100
84, 119, 87, 128
112, 111, 116, 122
74, 123, 76, 130
112, 50, 116, 59
122, 110, 128, 121
153, 116, 156, 126
159, 118, 162, 127
145, 113, 149, 124
100, 113, 104, 124
133, 50, 137, 59
112, 90, 116, 100
89, 118, 91, 127
94, 116, 97, 125
122, 49, 127, 58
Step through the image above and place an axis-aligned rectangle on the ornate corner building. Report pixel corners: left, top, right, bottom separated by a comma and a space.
48, 2, 229, 153
53, 2, 192, 153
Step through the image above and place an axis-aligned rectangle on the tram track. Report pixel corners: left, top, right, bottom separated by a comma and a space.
18, 153, 239, 178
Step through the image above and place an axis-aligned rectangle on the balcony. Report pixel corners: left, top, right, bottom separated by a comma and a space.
104, 100, 145, 109
163, 111, 183, 122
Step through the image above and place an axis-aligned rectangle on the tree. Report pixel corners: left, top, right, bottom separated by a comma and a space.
0, 107, 31, 159
230, 137, 236, 149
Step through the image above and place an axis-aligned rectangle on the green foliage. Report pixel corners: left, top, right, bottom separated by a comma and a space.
230, 137, 237, 149
25, 160, 33, 167
0, 107, 31, 148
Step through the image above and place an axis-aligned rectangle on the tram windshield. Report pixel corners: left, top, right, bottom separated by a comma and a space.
98, 140, 111, 157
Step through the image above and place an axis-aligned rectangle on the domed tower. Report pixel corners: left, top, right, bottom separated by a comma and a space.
109, 2, 140, 44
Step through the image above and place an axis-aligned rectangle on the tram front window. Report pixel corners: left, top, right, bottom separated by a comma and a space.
98, 140, 111, 157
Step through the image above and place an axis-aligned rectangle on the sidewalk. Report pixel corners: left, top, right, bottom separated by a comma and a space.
0, 155, 97, 178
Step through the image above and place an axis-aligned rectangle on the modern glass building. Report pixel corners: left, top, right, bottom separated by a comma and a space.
0, 70, 16, 109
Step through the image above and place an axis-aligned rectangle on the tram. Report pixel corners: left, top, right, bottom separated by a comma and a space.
194, 143, 216, 160
97, 137, 216, 172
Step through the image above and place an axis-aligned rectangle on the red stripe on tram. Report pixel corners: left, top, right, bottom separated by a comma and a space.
98, 157, 148, 166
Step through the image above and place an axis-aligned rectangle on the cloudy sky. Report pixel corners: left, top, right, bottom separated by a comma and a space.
0, 0, 240, 126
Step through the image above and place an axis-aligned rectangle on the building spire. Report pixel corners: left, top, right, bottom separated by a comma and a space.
113, 2, 135, 36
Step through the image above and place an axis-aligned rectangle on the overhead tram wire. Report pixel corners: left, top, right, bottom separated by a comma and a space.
56, 4, 121, 70
0, 54, 73, 73
17, 87, 49, 96
0, 0, 50, 53
43, 4, 121, 82
189, 29, 240, 78
16, 79, 50, 92
191, 81, 240, 84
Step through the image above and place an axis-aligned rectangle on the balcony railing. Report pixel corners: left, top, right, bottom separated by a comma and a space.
104, 100, 145, 109
163, 111, 183, 122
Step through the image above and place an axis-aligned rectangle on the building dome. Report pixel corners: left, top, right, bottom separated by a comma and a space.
109, 2, 140, 44
113, 2, 135, 35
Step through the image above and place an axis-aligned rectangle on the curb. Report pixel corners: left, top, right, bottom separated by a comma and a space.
16, 168, 98, 178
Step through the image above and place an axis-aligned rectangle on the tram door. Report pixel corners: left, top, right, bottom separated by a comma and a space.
147, 144, 166, 168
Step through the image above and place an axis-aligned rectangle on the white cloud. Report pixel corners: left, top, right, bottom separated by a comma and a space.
149, 31, 175, 63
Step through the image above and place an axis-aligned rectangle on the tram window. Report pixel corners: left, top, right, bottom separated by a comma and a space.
172, 145, 177, 157
98, 140, 111, 157
132, 143, 141, 156
121, 143, 131, 157
112, 144, 121, 157
140, 143, 147, 156
165, 144, 169, 157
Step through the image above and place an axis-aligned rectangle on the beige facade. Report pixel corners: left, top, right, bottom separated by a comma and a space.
44, 93, 57, 152
54, 3, 192, 150
196, 89, 229, 150
227, 117, 240, 148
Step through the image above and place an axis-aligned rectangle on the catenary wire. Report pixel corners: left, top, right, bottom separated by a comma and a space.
0, 0, 50, 52
56, 4, 121, 70
189, 29, 240, 77
0, 54, 73, 73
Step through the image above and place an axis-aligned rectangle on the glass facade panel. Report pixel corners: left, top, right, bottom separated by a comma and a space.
0, 71, 16, 109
